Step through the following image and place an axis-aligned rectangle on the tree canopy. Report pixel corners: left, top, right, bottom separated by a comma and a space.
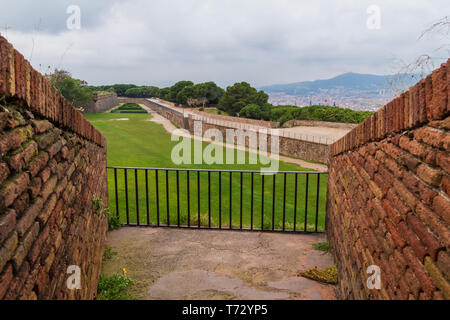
217, 82, 268, 116
46, 69, 93, 107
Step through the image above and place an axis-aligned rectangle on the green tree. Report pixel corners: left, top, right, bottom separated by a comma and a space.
46, 69, 93, 107
218, 82, 268, 116
176, 85, 195, 104
239, 104, 262, 119
111, 84, 137, 96
157, 87, 170, 99
166, 81, 194, 102
124, 86, 160, 98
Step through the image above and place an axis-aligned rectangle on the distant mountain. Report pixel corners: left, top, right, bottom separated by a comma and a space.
259, 72, 417, 96
259, 72, 420, 110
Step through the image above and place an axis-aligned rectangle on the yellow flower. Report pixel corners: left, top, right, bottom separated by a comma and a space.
122, 268, 127, 278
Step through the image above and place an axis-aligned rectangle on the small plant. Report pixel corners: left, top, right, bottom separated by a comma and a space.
103, 247, 117, 261
108, 215, 122, 230
299, 265, 338, 285
313, 242, 330, 253
97, 273, 134, 300
92, 197, 108, 217
199, 107, 204, 111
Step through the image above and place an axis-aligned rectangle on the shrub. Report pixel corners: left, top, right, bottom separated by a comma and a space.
111, 103, 147, 114
103, 247, 117, 261
97, 273, 134, 300
108, 215, 121, 230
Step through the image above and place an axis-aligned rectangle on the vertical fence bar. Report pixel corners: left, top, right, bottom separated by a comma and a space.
165, 170, 170, 226
240, 172, 243, 230
155, 169, 160, 226
124, 168, 129, 224
145, 169, 149, 225
315, 173, 321, 232
176, 170, 180, 227
187, 171, 190, 227
135, 169, 140, 225
261, 175, 264, 230
229, 172, 232, 229
272, 175, 276, 231
114, 168, 119, 219
304, 173, 309, 231
197, 171, 200, 228
219, 171, 222, 229
208, 171, 211, 228
293, 172, 298, 232
282, 173, 287, 231
250, 172, 254, 231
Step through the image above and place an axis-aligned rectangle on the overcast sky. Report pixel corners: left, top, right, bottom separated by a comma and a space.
0, 0, 448, 87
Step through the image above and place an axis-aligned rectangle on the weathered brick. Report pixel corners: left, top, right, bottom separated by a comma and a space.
407, 213, 441, 260
436, 151, 450, 175
6, 141, 38, 172
28, 176, 42, 199
41, 175, 57, 202
12, 191, 29, 215
34, 128, 61, 150
402, 171, 437, 206
16, 197, 43, 237
432, 195, 450, 225
38, 193, 57, 224
382, 199, 403, 224
413, 127, 445, 149
27, 151, 49, 177
31, 120, 53, 134
399, 136, 428, 159
385, 218, 405, 249
416, 203, 450, 248
424, 256, 450, 299
416, 164, 442, 186
0, 209, 16, 244
436, 251, 450, 282
0, 125, 33, 157
398, 221, 427, 261
0, 172, 30, 210
0, 162, 10, 185
12, 222, 39, 271
392, 178, 418, 211
443, 175, 450, 197
403, 246, 435, 296
0, 263, 13, 299
0, 232, 18, 271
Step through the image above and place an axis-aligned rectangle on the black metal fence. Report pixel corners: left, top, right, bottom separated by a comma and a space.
107, 167, 328, 233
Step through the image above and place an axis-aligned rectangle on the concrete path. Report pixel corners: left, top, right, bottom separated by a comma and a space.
102, 227, 336, 300
142, 105, 328, 171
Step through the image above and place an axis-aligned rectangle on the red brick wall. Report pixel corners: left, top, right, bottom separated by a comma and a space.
0, 37, 108, 299
327, 61, 450, 299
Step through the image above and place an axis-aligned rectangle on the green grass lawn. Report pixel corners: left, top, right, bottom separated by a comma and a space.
85, 113, 327, 231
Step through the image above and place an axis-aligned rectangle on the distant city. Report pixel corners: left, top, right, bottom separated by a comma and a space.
260, 72, 419, 111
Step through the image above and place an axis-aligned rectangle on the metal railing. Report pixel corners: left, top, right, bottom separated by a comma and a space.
107, 167, 328, 233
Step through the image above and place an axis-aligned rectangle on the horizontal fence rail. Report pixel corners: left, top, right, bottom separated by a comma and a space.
189, 113, 336, 145
107, 167, 328, 233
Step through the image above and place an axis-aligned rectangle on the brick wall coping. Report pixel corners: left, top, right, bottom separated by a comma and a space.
331, 60, 449, 157
0, 36, 105, 147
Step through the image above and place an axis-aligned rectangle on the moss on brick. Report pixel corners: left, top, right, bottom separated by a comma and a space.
299, 265, 338, 285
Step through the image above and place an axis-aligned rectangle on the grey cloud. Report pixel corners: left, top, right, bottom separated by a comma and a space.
2, 0, 448, 87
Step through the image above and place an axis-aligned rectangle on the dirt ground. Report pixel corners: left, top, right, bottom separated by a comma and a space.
278, 126, 351, 141
102, 227, 336, 300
